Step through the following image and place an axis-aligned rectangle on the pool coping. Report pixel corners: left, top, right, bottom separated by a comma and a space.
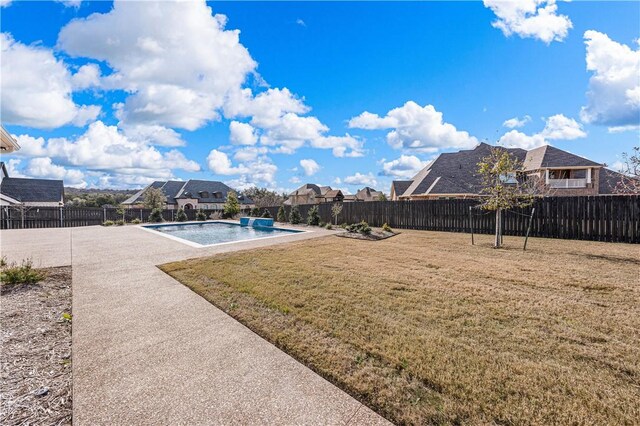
137, 220, 313, 248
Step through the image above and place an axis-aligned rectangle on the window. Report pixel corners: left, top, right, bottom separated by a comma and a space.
200, 191, 209, 198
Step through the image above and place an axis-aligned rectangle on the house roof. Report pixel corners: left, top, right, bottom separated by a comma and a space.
123, 179, 253, 205
598, 168, 629, 195
288, 183, 327, 197
523, 145, 602, 171
1, 177, 64, 203
401, 143, 527, 197
391, 180, 412, 197
0, 161, 8, 179
323, 189, 343, 198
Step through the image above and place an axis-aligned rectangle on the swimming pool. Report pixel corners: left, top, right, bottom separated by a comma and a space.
142, 221, 304, 247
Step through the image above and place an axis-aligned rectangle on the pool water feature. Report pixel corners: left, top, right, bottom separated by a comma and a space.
143, 221, 303, 247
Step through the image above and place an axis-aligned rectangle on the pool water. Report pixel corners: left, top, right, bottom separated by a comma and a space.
144, 221, 302, 246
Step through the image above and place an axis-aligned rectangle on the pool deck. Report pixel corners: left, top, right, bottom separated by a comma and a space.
1, 222, 389, 425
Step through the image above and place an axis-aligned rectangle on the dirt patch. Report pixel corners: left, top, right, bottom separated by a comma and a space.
1, 266, 72, 426
161, 231, 640, 425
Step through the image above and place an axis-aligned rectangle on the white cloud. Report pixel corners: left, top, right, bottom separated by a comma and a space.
229, 121, 258, 146
540, 114, 586, 140
233, 146, 268, 162
289, 176, 301, 184
25, 157, 86, 187
503, 115, 531, 129
207, 149, 249, 175
483, 0, 572, 44
224, 88, 309, 129
71, 63, 101, 90
1, 33, 101, 129
381, 155, 430, 179
4, 159, 25, 177
0, 0, 12, 8
11, 121, 199, 185
58, 1, 256, 130
56, 0, 82, 8
310, 135, 364, 157
343, 172, 377, 187
498, 130, 547, 150
608, 125, 640, 134
121, 124, 184, 147
296, 18, 306, 27
299, 159, 321, 176
499, 113, 586, 149
580, 31, 640, 127
348, 101, 477, 151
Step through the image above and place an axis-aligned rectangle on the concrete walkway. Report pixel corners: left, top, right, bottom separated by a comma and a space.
1, 224, 389, 425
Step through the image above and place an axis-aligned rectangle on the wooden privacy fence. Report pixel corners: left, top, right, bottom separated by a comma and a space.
263, 196, 640, 244
0, 207, 236, 230
1, 196, 638, 243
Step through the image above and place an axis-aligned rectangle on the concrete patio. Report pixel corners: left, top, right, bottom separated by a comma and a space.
0, 224, 389, 425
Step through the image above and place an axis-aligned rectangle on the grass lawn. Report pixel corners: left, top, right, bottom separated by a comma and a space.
160, 231, 640, 425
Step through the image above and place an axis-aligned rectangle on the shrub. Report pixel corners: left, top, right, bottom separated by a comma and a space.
289, 205, 301, 224
176, 208, 188, 222
307, 205, 320, 226
346, 220, 372, 235
261, 209, 272, 218
325, 223, 333, 230
196, 209, 207, 221
319, 221, 325, 228
250, 207, 261, 217
1, 259, 45, 286
223, 191, 240, 218
115, 219, 125, 226
149, 208, 164, 223
209, 211, 222, 220
339, 222, 348, 229
277, 205, 287, 222
0, 256, 6, 267
382, 223, 393, 233
103, 220, 115, 226
131, 218, 141, 225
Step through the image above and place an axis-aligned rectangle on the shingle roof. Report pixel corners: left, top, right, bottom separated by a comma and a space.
1, 177, 64, 203
402, 143, 527, 197
523, 145, 601, 171
288, 184, 323, 197
123, 179, 253, 205
598, 168, 627, 194
391, 180, 412, 197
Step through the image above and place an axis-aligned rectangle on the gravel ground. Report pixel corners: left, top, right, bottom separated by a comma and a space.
1, 267, 72, 426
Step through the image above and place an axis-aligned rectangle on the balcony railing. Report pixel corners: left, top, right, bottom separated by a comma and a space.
548, 178, 587, 189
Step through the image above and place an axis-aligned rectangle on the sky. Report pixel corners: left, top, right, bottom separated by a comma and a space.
1, 0, 639, 194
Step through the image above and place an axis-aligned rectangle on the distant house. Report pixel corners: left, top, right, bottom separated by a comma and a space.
1, 162, 65, 207
392, 143, 625, 200
284, 184, 344, 205
122, 180, 254, 210
354, 187, 384, 202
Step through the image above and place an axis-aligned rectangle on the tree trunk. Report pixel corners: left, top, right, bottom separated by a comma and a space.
494, 208, 502, 248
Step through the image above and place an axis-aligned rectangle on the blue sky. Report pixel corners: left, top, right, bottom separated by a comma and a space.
1, 1, 639, 192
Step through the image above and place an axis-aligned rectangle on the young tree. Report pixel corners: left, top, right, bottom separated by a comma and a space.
331, 203, 343, 225
175, 208, 188, 222
289, 205, 301, 224
261, 209, 272, 218
148, 208, 164, 223
377, 193, 388, 201
307, 205, 320, 226
144, 187, 165, 210
614, 146, 640, 194
477, 147, 533, 248
223, 191, 240, 218
277, 205, 287, 222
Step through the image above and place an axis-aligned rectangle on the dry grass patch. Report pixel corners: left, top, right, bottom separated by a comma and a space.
160, 231, 640, 425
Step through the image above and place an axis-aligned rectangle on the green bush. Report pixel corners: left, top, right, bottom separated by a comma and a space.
261, 209, 272, 218
250, 207, 261, 217
346, 220, 372, 235
115, 219, 125, 226
131, 218, 141, 225
196, 209, 207, 221
339, 222, 348, 229
103, 220, 115, 226
289, 205, 301, 224
277, 206, 287, 222
382, 223, 393, 233
149, 208, 164, 223
176, 208, 188, 222
307, 205, 320, 226
223, 191, 240, 218
325, 223, 333, 230
1, 259, 45, 286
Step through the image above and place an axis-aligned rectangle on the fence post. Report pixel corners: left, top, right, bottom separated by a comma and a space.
103, 207, 106, 223
60, 205, 63, 228
523, 208, 536, 251
469, 206, 474, 245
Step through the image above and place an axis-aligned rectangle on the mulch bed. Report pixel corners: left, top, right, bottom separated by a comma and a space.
336, 230, 399, 241
1, 266, 72, 426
